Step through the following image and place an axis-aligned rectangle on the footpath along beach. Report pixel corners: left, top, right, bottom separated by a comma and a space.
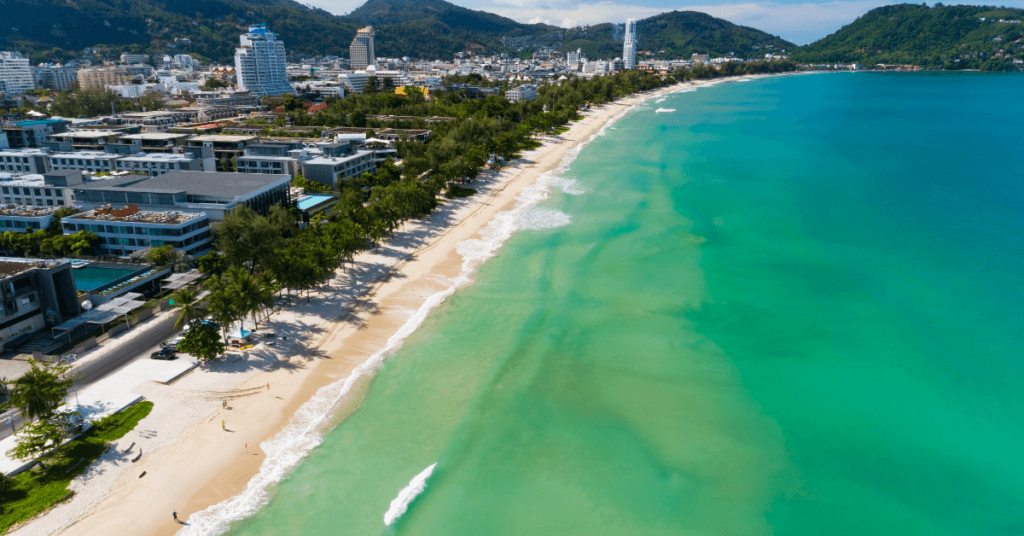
10, 78, 730, 536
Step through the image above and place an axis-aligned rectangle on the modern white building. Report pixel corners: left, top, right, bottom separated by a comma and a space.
0, 52, 35, 96
0, 170, 83, 208
234, 25, 294, 97
506, 84, 538, 103
47, 151, 123, 174
120, 53, 150, 65
350, 27, 376, 71
0, 149, 50, 176
113, 153, 212, 175
623, 19, 638, 70
62, 205, 213, 257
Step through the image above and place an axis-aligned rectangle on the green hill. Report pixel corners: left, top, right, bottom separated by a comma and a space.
562, 11, 794, 60
0, 0, 796, 64
792, 4, 1024, 70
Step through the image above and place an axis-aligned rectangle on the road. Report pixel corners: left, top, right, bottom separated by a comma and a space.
0, 312, 182, 441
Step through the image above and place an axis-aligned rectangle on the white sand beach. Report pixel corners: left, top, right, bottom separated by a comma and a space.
10, 79, 733, 536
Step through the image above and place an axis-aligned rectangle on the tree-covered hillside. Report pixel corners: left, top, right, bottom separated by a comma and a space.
0, 0, 359, 63
563, 11, 794, 60
0, 0, 797, 63
792, 4, 1024, 70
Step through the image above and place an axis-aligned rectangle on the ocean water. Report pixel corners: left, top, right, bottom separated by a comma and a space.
211, 72, 1024, 536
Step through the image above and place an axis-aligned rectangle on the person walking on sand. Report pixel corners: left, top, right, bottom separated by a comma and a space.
173, 511, 178, 522
221, 420, 225, 431
222, 399, 226, 409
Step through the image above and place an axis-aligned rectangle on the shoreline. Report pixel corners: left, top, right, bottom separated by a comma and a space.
24, 75, 767, 536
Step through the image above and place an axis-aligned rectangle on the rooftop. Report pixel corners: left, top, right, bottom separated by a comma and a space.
0, 259, 48, 278
121, 133, 189, 141
66, 207, 206, 225
73, 171, 290, 199
188, 135, 256, 143
51, 130, 123, 140
0, 205, 67, 218
118, 153, 198, 162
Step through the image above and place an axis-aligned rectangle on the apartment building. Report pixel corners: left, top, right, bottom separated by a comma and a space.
0, 170, 82, 209
62, 205, 213, 257
0, 148, 50, 175
0, 258, 80, 349
350, 27, 376, 70
114, 152, 211, 175
70, 171, 291, 221
506, 84, 538, 102
234, 25, 293, 97
1, 119, 70, 148
77, 67, 131, 90
31, 65, 79, 91
0, 52, 34, 96
47, 151, 123, 174
302, 142, 375, 188
120, 53, 150, 65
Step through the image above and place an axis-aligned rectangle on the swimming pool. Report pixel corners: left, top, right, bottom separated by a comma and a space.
72, 264, 147, 292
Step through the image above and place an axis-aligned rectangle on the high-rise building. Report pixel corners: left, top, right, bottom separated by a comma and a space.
623, 19, 638, 70
567, 48, 582, 67
0, 52, 35, 96
31, 65, 78, 91
350, 27, 376, 71
234, 24, 294, 97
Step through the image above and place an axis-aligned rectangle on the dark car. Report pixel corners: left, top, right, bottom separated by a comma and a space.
151, 348, 177, 360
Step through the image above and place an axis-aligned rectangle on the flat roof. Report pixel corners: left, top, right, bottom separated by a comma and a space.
0, 206, 64, 218
51, 131, 122, 139
66, 208, 206, 225
189, 135, 256, 142
9, 119, 67, 127
119, 153, 196, 162
74, 171, 290, 199
304, 151, 371, 165
121, 133, 189, 140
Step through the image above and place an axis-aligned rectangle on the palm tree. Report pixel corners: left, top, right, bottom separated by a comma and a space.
204, 274, 240, 345
10, 360, 69, 421
170, 287, 204, 330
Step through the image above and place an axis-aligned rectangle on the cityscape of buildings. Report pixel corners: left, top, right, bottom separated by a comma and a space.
0, 20, 804, 357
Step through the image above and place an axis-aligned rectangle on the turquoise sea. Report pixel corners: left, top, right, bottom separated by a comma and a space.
214, 72, 1024, 535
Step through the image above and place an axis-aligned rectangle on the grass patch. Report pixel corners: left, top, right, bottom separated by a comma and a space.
445, 186, 477, 198
553, 126, 570, 134
521, 140, 543, 150
0, 401, 154, 533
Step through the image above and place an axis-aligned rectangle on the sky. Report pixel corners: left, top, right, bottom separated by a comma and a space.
302, 0, 1024, 45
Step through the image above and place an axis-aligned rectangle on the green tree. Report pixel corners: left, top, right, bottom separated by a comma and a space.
9, 359, 72, 422
147, 245, 176, 267
177, 323, 225, 360
6, 413, 75, 467
170, 287, 204, 330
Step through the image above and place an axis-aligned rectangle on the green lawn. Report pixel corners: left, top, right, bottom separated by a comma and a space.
0, 401, 154, 533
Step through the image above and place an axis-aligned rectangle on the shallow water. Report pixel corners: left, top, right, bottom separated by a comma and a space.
221, 72, 1024, 536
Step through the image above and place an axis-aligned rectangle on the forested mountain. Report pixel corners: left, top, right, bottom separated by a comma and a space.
0, 0, 792, 64
563, 11, 793, 59
0, 0, 359, 63
792, 4, 1024, 70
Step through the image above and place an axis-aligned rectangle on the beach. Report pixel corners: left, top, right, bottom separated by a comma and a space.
14, 79, 697, 536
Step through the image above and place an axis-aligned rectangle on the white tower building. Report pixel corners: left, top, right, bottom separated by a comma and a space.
234, 25, 294, 96
623, 19, 638, 70
350, 27, 376, 71
0, 52, 35, 96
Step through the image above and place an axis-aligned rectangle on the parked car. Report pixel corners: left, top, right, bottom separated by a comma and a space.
151, 348, 177, 360
161, 336, 184, 351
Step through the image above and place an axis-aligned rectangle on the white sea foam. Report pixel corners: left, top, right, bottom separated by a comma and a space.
177, 93, 635, 536
655, 108, 677, 113
656, 98, 666, 103
519, 208, 573, 230
383, 463, 436, 526
552, 176, 586, 195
